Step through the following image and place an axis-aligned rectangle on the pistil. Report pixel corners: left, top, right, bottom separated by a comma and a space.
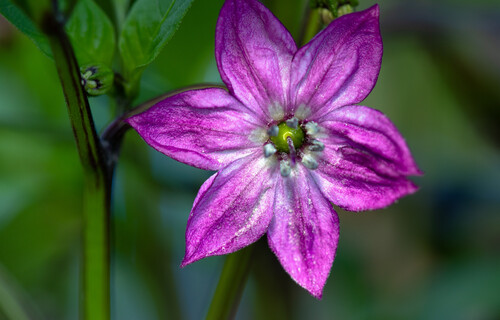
287, 137, 296, 165
269, 121, 305, 153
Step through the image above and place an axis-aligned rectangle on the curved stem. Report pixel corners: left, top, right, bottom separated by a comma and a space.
206, 246, 254, 320
43, 10, 110, 320
101, 83, 226, 149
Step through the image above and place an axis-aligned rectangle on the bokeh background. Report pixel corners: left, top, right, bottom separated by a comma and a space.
1, 0, 500, 319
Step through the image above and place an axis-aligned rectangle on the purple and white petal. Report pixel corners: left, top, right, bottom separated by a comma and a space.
181, 153, 279, 266
311, 105, 421, 211
216, 0, 297, 122
289, 5, 382, 119
127, 88, 261, 171
267, 165, 339, 299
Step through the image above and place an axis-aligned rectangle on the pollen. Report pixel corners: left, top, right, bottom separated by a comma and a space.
270, 121, 305, 153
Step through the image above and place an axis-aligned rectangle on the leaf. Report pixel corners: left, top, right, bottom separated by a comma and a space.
118, 0, 194, 81
9, 0, 51, 26
65, 0, 116, 67
0, 0, 52, 57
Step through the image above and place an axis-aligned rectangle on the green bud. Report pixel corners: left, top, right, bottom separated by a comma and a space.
320, 8, 334, 25
80, 64, 114, 96
337, 4, 354, 17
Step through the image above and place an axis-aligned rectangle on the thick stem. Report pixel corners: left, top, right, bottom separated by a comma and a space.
82, 174, 110, 320
206, 246, 254, 320
43, 11, 110, 320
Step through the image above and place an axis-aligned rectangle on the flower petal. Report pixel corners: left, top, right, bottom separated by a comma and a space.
181, 154, 279, 266
267, 165, 339, 299
312, 105, 421, 211
127, 88, 261, 171
289, 5, 382, 119
216, 0, 297, 122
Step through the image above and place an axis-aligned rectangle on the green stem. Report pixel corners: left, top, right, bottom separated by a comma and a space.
299, 7, 322, 46
206, 246, 254, 320
43, 11, 110, 320
82, 174, 110, 320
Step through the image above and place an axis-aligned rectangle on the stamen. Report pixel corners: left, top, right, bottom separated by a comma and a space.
82, 69, 94, 79
304, 121, 319, 135
308, 139, 325, 152
280, 160, 291, 177
286, 137, 296, 165
286, 117, 298, 129
86, 79, 98, 89
263, 143, 277, 157
302, 154, 319, 170
267, 125, 279, 137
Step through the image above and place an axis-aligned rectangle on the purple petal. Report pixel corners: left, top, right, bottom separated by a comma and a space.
216, 0, 297, 122
289, 5, 382, 119
311, 105, 421, 211
267, 165, 339, 299
127, 88, 261, 171
181, 153, 279, 266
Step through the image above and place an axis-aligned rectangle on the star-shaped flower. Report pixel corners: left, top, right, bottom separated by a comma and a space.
128, 0, 421, 298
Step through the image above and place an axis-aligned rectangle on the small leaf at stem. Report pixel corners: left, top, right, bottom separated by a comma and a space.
66, 0, 116, 67
118, 0, 194, 98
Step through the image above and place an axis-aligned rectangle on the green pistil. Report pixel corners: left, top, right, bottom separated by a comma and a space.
270, 122, 305, 153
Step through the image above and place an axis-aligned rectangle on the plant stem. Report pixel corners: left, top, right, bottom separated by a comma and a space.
206, 246, 254, 320
43, 11, 110, 320
299, 6, 322, 46
81, 174, 110, 320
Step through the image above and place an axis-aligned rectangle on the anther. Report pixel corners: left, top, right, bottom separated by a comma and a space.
263, 143, 277, 157
82, 69, 94, 79
302, 154, 319, 170
308, 139, 325, 152
267, 125, 279, 137
280, 160, 291, 177
86, 79, 98, 89
304, 121, 319, 135
286, 117, 298, 129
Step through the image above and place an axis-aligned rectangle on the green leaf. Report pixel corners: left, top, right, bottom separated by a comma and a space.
65, 0, 116, 67
9, 0, 51, 26
118, 0, 194, 96
0, 0, 52, 57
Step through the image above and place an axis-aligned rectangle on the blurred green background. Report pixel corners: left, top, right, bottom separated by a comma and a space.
1, 0, 499, 319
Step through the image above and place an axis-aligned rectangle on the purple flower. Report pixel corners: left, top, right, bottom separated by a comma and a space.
128, 0, 421, 298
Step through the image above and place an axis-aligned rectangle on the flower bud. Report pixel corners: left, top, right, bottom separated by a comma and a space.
80, 64, 114, 96
337, 4, 354, 17
319, 8, 334, 25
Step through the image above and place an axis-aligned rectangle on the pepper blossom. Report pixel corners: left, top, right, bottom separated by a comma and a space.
128, 0, 421, 298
